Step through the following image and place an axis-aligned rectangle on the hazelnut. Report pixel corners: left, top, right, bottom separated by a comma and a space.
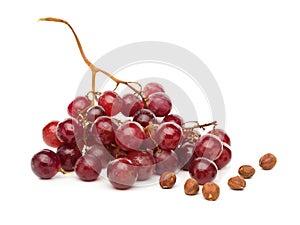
228, 176, 246, 190
202, 182, 220, 201
238, 165, 255, 179
159, 172, 176, 189
259, 153, 277, 170
184, 178, 199, 195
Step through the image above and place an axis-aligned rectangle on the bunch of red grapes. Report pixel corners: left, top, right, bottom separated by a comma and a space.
31, 81, 232, 189
31, 17, 232, 190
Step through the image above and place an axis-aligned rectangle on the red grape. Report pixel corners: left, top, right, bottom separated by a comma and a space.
194, 134, 223, 161
31, 149, 61, 179
214, 143, 232, 169
162, 114, 183, 126
98, 91, 123, 116
67, 96, 91, 118
155, 122, 182, 151
143, 82, 165, 98
56, 118, 83, 144
175, 141, 195, 170
74, 154, 102, 181
208, 129, 231, 146
133, 109, 156, 127
146, 92, 172, 117
154, 150, 179, 175
115, 121, 145, 151
86, 105, 106, 122
121, 93, 143, 117
56, 143, 82, 171
189, 157, 218, 185
127, 150, 155, 181
42, 120, 63, 148
107, 158, 138, 189
85, 144, 112, 168
91, 116, 118, 146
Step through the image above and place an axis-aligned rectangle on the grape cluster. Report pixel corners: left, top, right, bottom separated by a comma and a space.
31, 17, 232, 190
31, 82, 232, 189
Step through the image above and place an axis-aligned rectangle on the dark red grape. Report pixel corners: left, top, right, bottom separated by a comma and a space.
194, 134, 223, 161
31, 149, 61, 179
56, 118, 83, 144
162, 114, 183, 126
146, 92, 172, 117
189, 157, 218, 185
91, 116, 118, 146
98, 91, 123, 116
133, 109, 156, 127
175, 141, 195, 169
42, 120, 63, 148
208, 128, 231, 146
56, 143, 82, 171
155, 122, 182, 151
86, 105, 106, 122
154, 150, 179, 175
127, 150, 155, 181
121, 93, 143, 117
74, 154, 102, 181
143, 82, 165, 98
67, 96, 91, 118
85, 144, 112, 168
214, 143, 232, 169
107, 158, 138, 189
115, 121, 145, 151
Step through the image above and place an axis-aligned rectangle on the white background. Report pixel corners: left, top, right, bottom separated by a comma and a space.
1, 0, 299, 224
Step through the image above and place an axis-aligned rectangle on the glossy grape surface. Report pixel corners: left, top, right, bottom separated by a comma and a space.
74, 154, 102, 181
115, 121, 145, 151
86, 105, 106, 122
107, 158, 138, 189
146, 92, 172, 117
127, 150, 155, 181
214, 143, 232, 169
56, 143, 82, 171
98, 91, 123, 116
189, 157, 218, 185
67, 96, 91, 118
133, 109, 156, 127
56, 118, 83, 144
42, 120, 62, 148
155, 122, 182, 151
143, 82, 165, 98
91, 116, 118, 146
208, 128, 231, 146
194, 134, 223, 161
31, 149, 61, 179
162, 114, 183, 126
121, 93, 143, 117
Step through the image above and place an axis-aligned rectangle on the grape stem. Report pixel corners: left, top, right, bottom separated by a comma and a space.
39, 17, 145, 104
58, 168, 71, 175
182, 120, 218, 131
